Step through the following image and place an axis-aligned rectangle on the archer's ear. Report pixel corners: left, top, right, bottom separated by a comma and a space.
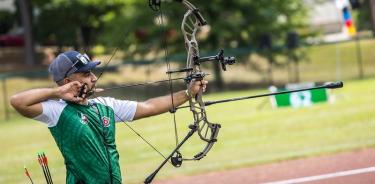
63, 78, 71, 85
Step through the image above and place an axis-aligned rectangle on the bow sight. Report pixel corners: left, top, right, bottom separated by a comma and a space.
197, 49, 236, 71
167, 49, 236, 76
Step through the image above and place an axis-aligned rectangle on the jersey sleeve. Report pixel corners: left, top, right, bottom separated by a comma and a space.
33, 100, 67, 127
91, 97, 137, 122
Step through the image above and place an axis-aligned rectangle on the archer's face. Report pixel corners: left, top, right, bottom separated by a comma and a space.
67, 71, 98, 91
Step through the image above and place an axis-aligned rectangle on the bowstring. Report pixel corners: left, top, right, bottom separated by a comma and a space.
154, 4, 180, 147
90, 16, 170, 161
95, 47, 119, 81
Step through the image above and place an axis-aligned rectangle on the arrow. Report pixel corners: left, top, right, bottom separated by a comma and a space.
96, 74, 210, 92
24, 166, 34, 184
38, 152, 53, 184
42, 152, 53, 184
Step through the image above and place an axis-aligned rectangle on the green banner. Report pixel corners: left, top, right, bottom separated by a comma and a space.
272, 88, 329, 108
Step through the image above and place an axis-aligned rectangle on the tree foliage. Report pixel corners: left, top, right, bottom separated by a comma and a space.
31, 0, 308, 87
30, 0, 308, 88
356, 0, 372, 31
92, 0, 307, 55
32, 0, 307, 54
33, 0, 126, 51
0, 10, 16, 34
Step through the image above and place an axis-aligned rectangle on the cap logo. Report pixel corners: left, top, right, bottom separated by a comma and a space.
76, 54, 90, 64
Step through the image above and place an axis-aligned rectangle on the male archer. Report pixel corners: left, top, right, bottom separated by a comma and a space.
10, 50, 207, 183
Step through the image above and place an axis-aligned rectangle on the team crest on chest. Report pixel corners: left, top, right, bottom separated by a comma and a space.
80, 113, 88, 125
101, 116, 110, 127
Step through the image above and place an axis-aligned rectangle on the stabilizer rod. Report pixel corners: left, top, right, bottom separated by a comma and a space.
175, 81, 343, 109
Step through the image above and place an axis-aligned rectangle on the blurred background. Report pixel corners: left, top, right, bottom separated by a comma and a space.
1, 0, 375, 183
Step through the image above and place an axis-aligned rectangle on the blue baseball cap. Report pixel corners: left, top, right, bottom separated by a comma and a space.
48, 51, 101, 82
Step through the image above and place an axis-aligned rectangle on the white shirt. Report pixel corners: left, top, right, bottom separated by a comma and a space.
33, 97, 137, 127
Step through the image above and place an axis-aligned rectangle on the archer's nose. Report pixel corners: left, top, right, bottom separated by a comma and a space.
90, 72, 98, 82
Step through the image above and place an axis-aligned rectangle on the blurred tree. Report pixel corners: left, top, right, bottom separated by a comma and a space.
18, 0, 36, 66
97, 0, 158, 57
33, 0, 126, 53
0, 11, 16, 34
357, 0, 373, 32
31, 0, 307, 87
99, 0, 308, 89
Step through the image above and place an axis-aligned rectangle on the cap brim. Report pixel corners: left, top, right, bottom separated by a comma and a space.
76, 61, 101, 72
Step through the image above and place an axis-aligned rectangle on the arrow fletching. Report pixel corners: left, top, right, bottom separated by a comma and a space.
37, 153, 42, 165
42, 152, 48, 165
24, 166, 30, 177
24, 166, 34, 184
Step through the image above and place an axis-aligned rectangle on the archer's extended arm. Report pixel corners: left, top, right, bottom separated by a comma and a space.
133, 80, 207, 120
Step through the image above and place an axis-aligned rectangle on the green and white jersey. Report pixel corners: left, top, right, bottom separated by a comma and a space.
33, 97, 137, 184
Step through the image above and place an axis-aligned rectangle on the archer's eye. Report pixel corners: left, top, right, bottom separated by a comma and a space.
83, 71, 91, 77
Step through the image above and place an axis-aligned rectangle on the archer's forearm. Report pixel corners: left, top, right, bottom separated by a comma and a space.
11, 88, 59, 107
134, 90, 188, 119
10, 88, 59, 117
147, 90, 188, 113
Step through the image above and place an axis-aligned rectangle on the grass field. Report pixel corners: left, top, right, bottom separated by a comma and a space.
0, 77, 374, 183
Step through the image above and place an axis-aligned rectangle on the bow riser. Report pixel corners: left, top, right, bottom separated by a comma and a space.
182, 7, 220, 146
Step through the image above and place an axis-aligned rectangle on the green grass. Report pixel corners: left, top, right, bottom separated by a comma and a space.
0, 78, 374, 183
300, 38, 375, 81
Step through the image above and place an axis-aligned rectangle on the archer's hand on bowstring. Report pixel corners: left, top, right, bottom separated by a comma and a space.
189, 80, 208, 97
57, 81, 104, 103
56, 81, 86, 103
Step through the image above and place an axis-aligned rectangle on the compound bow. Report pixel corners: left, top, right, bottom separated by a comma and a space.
144, 0, 236, 183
